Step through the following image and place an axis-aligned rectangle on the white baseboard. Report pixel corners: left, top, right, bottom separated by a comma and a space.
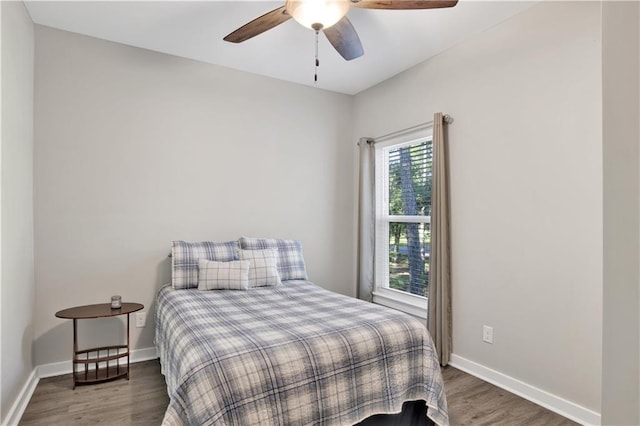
2, 369, 39, 426
449, 354, 601, 426
3, 347, 158, 426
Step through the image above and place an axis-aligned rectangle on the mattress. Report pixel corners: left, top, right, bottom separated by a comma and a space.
155, 280, 448, 426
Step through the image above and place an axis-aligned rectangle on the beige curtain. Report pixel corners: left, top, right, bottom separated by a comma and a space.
428, 112, 452, 366
357, 137, 375, 301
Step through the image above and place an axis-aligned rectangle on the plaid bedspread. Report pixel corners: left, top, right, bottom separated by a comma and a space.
155, 281, 449, 426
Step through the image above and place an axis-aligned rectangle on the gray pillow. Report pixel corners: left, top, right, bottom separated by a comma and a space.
171, 240, 238, 289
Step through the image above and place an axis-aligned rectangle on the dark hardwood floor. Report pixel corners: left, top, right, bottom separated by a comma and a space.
19, 360, 577, 425
20, 361, 168, 426
442, 367, 577, 426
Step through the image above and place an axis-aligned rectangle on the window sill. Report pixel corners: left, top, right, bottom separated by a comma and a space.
372, 290, 428, 320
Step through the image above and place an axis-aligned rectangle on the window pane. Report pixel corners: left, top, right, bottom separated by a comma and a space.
388, 222, 430, 297
388, 141, 432, 216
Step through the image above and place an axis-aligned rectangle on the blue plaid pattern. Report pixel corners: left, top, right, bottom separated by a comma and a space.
238, 248, 281, 287
171, 240, 239, 289
239, 237, 308, 281
155, 281, 449, 426
197, 259, 250, 291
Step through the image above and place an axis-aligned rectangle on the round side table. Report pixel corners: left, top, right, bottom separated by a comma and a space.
55, 302, 144, 389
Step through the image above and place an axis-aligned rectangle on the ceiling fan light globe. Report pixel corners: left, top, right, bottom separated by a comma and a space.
286, 0, 350, 30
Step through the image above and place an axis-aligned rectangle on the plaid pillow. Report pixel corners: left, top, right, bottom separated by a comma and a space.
239, 237, 308, 281
171, 240, 239, 289
197, 259, 250, 291
238, 248, 281, 288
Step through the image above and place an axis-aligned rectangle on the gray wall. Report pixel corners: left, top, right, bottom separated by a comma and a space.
601, 2, 640, 424
353, 1, 602, 413
12, 1, 640, 423
33, 26, 355, 365
1, 1, 35, 422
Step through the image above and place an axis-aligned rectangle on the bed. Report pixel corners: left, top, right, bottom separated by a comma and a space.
155, 278, 449, 425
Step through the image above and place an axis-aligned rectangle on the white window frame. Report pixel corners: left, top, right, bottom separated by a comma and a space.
372, 124, 433, 319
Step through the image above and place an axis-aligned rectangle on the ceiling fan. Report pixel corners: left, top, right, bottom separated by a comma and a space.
223, 0, 459, 61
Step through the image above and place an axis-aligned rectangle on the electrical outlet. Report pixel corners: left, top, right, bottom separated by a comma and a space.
483, 325, 493, 344
136, 312, 146, 328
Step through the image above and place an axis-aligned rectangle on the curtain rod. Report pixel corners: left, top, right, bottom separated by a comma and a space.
367, 114, 453, 145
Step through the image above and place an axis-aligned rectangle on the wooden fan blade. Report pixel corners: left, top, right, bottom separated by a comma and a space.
224, 6, 291, 43
350, 0, 458, 9
323, 17, 364, 61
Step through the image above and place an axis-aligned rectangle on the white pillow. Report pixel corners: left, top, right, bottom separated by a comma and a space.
197, 259, 250, 291
239, 237, 308, 281
238, 248, 281, 287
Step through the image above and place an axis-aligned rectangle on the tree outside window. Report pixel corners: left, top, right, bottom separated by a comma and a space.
386, 140, 432, 298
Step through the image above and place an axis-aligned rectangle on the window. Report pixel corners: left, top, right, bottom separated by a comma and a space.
373, 126, 432, 318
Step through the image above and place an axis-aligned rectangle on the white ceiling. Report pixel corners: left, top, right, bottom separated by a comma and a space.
24, 1, 536, 95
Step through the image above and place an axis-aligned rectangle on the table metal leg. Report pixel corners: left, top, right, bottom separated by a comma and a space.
72, 319, 78, 390
126, 313, 130, 380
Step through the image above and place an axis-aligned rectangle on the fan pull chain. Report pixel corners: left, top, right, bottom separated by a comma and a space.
314, 29, 320, 83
